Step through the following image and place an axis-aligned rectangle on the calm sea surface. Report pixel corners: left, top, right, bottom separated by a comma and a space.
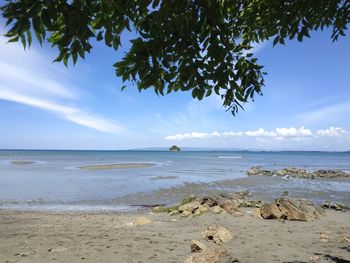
0, 150, 349, 211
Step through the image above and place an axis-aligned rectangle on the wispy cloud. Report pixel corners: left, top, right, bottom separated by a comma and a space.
297, 101, 350, 125
0, 37, 124, 134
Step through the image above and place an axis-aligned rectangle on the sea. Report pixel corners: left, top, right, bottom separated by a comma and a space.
0, 150, 349, 211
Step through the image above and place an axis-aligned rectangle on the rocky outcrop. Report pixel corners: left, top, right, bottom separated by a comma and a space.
247, 166, 274, 176
257, 197, 324, 221
153, 191, 262, 218
247, 166, 350, 179
169, 145, 181, 151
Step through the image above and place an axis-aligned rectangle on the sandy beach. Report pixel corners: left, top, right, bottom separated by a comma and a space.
0, 208, 349, 263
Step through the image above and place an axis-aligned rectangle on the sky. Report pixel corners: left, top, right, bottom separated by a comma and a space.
0, 22, 350, 151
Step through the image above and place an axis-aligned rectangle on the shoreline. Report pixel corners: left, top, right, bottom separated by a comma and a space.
1, 175, 350, 212
1, 208, 349, 262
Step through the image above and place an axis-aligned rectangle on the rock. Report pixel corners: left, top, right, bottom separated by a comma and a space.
236, 190, 249, 197
184, 248, 222, 263
233, 211, 243, 217
247, 166, 350, 179
259, 197, 324, 221
237, 199, 262, 208
198, 205, 209, 213
276, 198, 309, 221
314, 169, 349, 178
219, 200, 239, 214
202, 225, 233, 243
341, 234, 350, 243
321, 201, 349, 211
178, 202, 197, 213
134, 217, 152, 225
175, 192, 262, 217
277, 167, 308, 178
298, 199, 325, 217
180, 195, 198, 205
169, 145, 181, 151
190, 240, 207, 253
309, 255, 320, 262
169, 210, 180, 216
279, 198, 324, 221
152, 206, 169, 213
246, 166, 261, 175
200, 196, 220, 207
178, 200, 209, 217
320, 233, 330, 242
210, 206, 224, 214
260, 203, 282, 219
185, 243, 226, 263
252, 208, 262, 219
181, 210, 192, 217
193, 206, 208, 217
247, 166, 274, 176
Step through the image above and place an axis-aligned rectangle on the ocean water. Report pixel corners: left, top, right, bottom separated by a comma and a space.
0, 150, 349, 211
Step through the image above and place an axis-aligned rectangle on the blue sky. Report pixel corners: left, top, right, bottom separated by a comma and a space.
0, 23, 349, 151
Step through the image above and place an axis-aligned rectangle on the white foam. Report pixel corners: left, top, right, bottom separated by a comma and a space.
217, 156, 243, 159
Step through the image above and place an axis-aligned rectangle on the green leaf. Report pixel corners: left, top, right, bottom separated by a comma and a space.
72, 53, 78, 65
279, 37, 285, 45
192, 88, 198, 98
27, 31, 32, 47
7, 36, 19, 43
19, 33, 26, 49
96, 31, 103, 41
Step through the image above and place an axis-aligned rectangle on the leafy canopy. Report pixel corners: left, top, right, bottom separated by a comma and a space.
1, 0, 349, 114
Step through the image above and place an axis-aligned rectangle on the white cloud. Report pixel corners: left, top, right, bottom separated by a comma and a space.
244, 128, 276, 137
0, 37, 124, 134
222, 131, 243, 136
165, 127, 346, 141
275, 127, 312, 137
316, 127, 345, 137
164, 127, 350, 151
164, 131, 220, 141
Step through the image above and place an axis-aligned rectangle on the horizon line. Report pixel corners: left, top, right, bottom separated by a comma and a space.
0, 148, 349, 153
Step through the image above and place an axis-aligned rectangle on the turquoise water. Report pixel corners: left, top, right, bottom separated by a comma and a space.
0, 150, 349, 211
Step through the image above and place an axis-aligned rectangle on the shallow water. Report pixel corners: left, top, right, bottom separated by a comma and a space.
0, 150, 349, 211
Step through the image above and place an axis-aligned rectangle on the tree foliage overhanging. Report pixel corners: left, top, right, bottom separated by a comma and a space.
1, 0, 349, 114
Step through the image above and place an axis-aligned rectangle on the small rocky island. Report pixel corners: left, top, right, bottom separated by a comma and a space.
169, 145, 181, 151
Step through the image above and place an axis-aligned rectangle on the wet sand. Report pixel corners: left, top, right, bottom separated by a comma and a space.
11, 160, 34, 165
79, 163, 155, 170
0, 209, 349, 263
